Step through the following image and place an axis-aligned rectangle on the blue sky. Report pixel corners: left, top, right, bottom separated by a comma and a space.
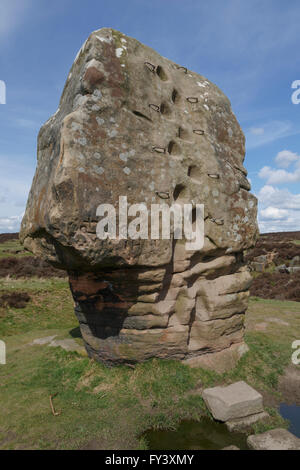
0, 0, 300, 233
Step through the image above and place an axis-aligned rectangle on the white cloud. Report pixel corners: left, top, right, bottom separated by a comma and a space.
258, 149, 300, 185
0, 213, 23, 233
258, 166, 300, 184
275, 150, 299, 168
260, 206, 289, 220
257, 185, 300, 232
0, 156, 34, 232
258, 185, 300, 211
250, 127, 264, 136
245, 121, 298, 149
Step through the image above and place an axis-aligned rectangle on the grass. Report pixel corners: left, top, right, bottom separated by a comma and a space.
0, 340, 210, 449
0, 278, 298, 449
0, 278, 75, 337
247, 297, 300, 345
292, 240, 300, 246
252, 407, 288, 435
0, 240, 32, 259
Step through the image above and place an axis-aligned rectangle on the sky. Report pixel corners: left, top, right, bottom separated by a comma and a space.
0, 0, 300, 233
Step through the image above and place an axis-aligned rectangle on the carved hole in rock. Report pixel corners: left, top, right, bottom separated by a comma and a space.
171, 89, 180, 104
80, 84, 90, 96
178, 127, 189, 140
156, 65, 168, 81
160, 102, 171, 116
168, 140, 181, 155
132, 110, 152, 122
188, 166, 202, 182
173, 184, 187, 202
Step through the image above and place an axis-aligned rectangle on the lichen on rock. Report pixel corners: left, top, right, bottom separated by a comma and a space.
20, 28, 258, 368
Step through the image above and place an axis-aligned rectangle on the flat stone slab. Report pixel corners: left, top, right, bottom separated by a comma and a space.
247, 428, 300, 450
49, 338, 86, 355
202, 381, 264, 422
31, 336, 86, 355
32, 335, 57, 345
226, 411, 269, 432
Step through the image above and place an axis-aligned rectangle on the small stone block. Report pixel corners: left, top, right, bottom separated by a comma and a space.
202, 381, 264, 422
247, 428, 300, 450
226, 411, 269, 432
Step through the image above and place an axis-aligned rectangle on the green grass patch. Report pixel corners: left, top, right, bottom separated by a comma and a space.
0, 345, 209, 449
0, 240, 32, 259
224, 332, 290, 391
253, 407, 289, 434
0, 285, 298, 449
0, 278, 75, 337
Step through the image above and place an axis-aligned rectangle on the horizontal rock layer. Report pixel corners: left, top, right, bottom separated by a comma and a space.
20, 28, 258, 367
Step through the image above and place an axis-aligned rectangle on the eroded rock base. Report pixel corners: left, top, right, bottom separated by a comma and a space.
69, 252, 252, 366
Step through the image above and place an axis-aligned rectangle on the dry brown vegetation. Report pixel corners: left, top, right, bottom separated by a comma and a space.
245, 231, 300, 264
246, 231, 300, 302
250, 271, 300, 302
0, 292, 31, 309
0, 256, 66, 279
0, 234, 66, 278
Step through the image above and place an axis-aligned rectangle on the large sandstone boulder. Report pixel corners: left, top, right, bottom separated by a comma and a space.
20, 28, 258, 367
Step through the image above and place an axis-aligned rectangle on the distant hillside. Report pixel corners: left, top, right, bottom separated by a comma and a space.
0, 233, 65, 278
246, 231, 300, 302
0, 233, 19, 243
0, 232, 299, 301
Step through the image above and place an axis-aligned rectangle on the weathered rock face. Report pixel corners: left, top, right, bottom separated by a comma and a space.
20, 28, 258, 367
